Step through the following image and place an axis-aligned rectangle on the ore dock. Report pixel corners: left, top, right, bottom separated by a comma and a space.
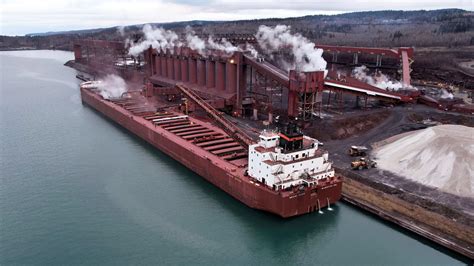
68, 35, 473, 259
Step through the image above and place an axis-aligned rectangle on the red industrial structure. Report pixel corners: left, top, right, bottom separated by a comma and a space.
73, 39, 416, 121
317, 45, 414, 86
199, 36, 414, 88
74, 40, 125, 64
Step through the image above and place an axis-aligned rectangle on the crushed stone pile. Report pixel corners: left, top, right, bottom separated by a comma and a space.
373, 125, 474, 198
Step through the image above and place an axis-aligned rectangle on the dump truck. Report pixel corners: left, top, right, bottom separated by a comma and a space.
351, 157, 377, 170
348, 145, 368, 156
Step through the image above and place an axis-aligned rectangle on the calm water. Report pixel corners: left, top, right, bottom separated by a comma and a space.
0, 50, 469, 265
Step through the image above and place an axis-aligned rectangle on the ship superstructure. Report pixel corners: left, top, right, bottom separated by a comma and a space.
248, 124, 335, 191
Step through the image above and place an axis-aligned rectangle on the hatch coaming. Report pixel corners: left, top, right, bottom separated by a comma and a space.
141, 112, 249, 167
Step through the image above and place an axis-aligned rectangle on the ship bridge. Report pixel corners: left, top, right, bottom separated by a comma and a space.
248, 127, 334, 191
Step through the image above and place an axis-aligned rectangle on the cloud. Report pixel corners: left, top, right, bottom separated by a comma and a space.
0, 0, 472, 35
200, 0, 473, 12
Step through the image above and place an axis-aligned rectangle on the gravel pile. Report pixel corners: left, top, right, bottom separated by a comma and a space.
374, 125, 474, 198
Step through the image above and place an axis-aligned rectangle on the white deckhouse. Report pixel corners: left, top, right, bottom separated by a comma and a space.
248, 123, 335, 191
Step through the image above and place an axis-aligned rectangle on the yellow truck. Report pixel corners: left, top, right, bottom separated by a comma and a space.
351, 157, 377, 170
348, 145, 368, 157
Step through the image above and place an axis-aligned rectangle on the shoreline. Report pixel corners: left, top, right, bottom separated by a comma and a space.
338, 167, 473, 260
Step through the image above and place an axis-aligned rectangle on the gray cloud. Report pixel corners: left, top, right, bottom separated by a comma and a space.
1, 0, 472, 35
199, 0, 473, 12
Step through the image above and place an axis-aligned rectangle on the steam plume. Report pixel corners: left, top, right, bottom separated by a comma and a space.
255, 25, 327, 72
97, 74, 128, 99
207, 37, 240, 54
128, 24, 243, 57
245, 43, 259, 58
185, 26, 206, 54
352, 65, 412, 91
184, 26, 241, 56
117, 26, 126, 37
440, 88, 454, 99
128, 25, 181, 57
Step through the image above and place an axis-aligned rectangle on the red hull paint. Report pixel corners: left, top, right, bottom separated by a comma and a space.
81, 88, 342, 218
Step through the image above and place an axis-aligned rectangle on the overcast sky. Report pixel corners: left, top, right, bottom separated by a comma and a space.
1, 0, 472, 35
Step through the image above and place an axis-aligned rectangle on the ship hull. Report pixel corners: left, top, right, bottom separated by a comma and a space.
81, 88, 342, 218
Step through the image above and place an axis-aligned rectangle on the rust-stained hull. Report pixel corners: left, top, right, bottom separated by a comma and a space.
80, 88, 342, 218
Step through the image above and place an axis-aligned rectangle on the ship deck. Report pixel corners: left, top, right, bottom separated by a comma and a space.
109, 93, 249, 168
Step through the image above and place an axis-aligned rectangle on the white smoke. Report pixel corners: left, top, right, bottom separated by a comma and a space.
352, 66, 376, 86
117, 26, 126, 37
255, 25, 327, 72
128, 24, 245, 57
440, 88, 454, 99
128, 24, 181, 57
352, 65, 412, 91
207, 37, 240, 54
245, 43, 259, 58
185, 26, 206, 54
97, 74, 128, 99
185, 26, 241, 56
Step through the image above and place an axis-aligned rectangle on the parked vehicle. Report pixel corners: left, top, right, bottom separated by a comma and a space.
348, 145, 368, 156
351, 157, 377, 170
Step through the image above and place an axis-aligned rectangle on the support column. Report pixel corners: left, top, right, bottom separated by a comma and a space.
226, 61, 236, 93
180, 58, 188, 82
151, 54, 157, 75
155, 56, 162, 76
73, 44, 82, 61
206, 60, 215, 88
237, 62, 246, 115
173, 56, 181, 81
401, 50, 411, 86
253, 108, 258, 120
376, 55, 382, 67
145, 48, 153, 77
145, 82, 153, 97
189, 58, 197, 84
288, 91, 298, 118
161, 55, 167, 78
197, 59, 206, 86
326, 90, 332, 110
339, 92, 344, 112
167, 56, 174, 80
353, 53, 359, 65
216, 62, 225, 90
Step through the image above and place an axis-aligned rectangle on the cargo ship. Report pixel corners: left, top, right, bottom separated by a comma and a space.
79, 80, 342, 218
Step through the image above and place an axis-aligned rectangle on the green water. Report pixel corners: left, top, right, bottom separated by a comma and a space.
0, 50, 469, 265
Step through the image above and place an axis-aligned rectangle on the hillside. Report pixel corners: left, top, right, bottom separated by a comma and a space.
2, 9, 473, 49
1, 9, 472, 87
